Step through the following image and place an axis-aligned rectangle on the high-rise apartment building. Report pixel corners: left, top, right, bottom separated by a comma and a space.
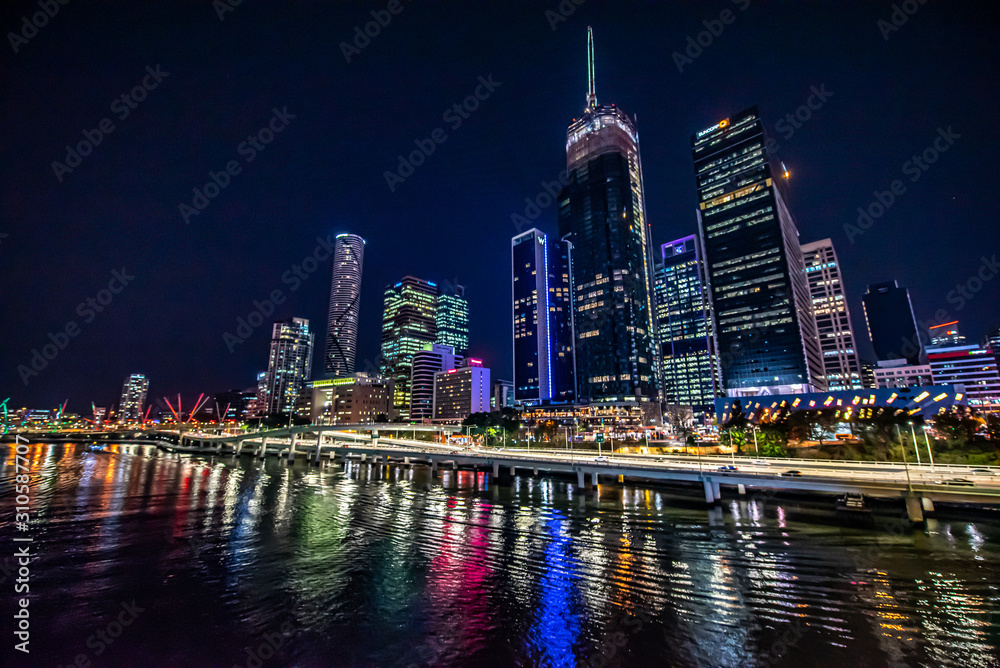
512, 228, 576, 404
927, 343, 1000, 409
410, 343, 464, 420
862, 281, 922, 365
653, 236, 718, 414
380, 276, 438, 420
118, 374, 149, 422
433, 360, 491, 421
435, 283, 469, 356
308, 375, 395, 425
261, 318, 313, 417
324, 234, 365, 377
801, 239, 863, 390
692, 107, 825, 396
557, 28, 658, 403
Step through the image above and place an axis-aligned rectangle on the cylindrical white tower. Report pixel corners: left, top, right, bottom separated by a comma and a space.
325, 233, 365, 376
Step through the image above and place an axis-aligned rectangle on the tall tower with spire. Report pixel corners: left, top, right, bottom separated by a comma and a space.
558, 28, 659, 403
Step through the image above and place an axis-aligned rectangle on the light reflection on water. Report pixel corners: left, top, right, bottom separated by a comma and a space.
0, 442, 997, 667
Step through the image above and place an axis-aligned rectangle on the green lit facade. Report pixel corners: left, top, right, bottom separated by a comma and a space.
380, 277, 438, 420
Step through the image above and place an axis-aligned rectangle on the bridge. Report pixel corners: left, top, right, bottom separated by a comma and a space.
168, 424, 1000, 524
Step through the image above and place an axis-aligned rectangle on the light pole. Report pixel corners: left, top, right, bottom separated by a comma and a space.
908, 422, 921, 465
922, 425, 935, 470
752, 425, 759, 455
899, 423, 913, 492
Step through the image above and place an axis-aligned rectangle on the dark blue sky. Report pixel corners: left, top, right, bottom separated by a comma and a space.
2, 1, 998, 412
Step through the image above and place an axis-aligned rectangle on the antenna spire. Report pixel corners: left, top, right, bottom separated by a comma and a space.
586, 26, 597, 110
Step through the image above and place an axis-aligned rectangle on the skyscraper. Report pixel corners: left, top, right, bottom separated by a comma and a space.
557, 28, 658, 403
410, 343, 463, 420
801, 239, 863, 390
653, 236, 719, 414
324, 233, 365, 377
380, 276, 438, 420
118, 373, 149, 422
862, 281, 921, 364
692, 106, 825, 396
261, 317, 314, 417
435, 283, 469, 356
512, 228, 576, 404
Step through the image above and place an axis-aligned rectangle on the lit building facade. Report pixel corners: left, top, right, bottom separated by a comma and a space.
308, 375, 395, 424
491, 378, 514, 410
410, 343, 464, 420
380, 276, 438, 420
512, 229, 576, 404
261, 317, 314, 417
927, 344, 1000, 409
929, 320, 965, 346
557, 29, 658, 403
693, 107, 825, 396
653, 236, 718, 414
801, 239, 863, 390
435, 284, 469, 356
433, 361, 491, 422
118, 374, 149, 422
324, 233, 365, 377
873, 360, 933, 389
862, 281, 922, 365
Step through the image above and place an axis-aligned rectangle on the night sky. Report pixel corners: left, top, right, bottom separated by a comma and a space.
3, 1, 998, 413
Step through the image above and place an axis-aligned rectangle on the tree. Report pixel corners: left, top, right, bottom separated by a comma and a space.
374, 412, 388, 423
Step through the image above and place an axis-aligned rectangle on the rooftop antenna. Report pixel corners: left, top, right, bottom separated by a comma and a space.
586, 26, 597, 111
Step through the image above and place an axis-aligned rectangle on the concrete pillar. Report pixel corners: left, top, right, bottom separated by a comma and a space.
577, 470, 585, 488
452, 461, 457, 470
921, 497, 935, 513
361, 453, 367, 462
431, 460, 438, 473
259, 437, 268, 459
404, 456, 410, 465
591, 472, 598, 486
533, 468, 538, 476
492, 462, 500, 477
737, 484, 746, 495
703, 479, 715, 504
905, 494, 925, 524
509, 466, 516, 476
287, 434, 297, 463
712, 481, 721, 501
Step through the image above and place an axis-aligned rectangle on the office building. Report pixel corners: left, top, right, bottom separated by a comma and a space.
989, 326, 1000, 369
324, 233, 365, 377
380, 276, 438, 420
862, 281, 921, 365
801, 239, 863, 390
433, 360, 491, 421
692, 106, 825, 396
260, 317, 314, 417
491, 378, 514, 410
927, 343, 1000, 409
860, 360, 877, 389
929, 320, 965, 346
435, 283, 469, 356
873, 360, 933, 389
557, 28, 658, 403
512, 228, 576, 404
653, 236, 718, 414
308, 374, 395, 425
214, 389, 256, 423
410, 343, 464, 420
118, 374, 149, 422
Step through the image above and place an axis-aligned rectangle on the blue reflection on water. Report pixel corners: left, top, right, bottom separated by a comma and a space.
533, 511, 582, 667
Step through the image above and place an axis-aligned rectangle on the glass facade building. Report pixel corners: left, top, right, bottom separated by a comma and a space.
435, 284, 469, 356
801, 238, 863, 390
118, 373, 149, 422
324, 233, 365, 377
692, 106, 825, 396
653, 236, 719, 414
261, 317, 313, 416
557, 30, 658, 403
862, 280, 922, 365
380, 276, 438, 420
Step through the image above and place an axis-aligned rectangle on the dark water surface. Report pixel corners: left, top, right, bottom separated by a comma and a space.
2, 443, 998, 667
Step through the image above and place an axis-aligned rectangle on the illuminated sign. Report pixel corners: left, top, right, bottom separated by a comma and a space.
696, 118, 729, 138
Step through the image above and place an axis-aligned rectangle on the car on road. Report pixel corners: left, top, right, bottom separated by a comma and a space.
751, 460, 770, 466
970, 468, 998, 476
781, 470, 802, 477
594, 456, 609, 463
718, 465, 738, 472
934, 478, 975, 486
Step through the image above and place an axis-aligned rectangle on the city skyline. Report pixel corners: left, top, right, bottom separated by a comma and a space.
3, 2, 998, 410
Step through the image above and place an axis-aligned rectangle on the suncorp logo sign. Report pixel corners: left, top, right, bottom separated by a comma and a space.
697, 118, 729, 138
